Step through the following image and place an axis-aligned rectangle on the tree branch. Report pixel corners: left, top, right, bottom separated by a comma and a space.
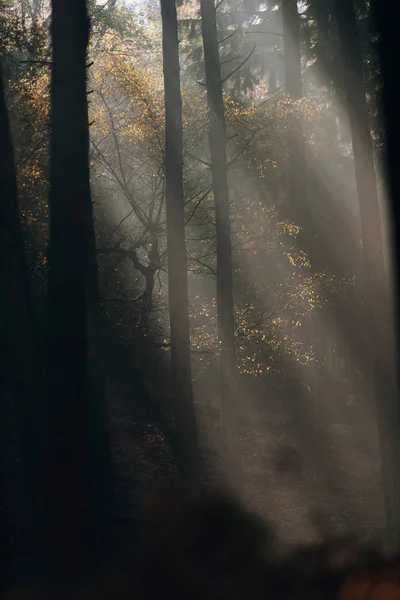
220, 55, 241, 65
151, 342, 219, 355
218, 28, 240, 45
98, 246, 153, 278
20, 59, 52, 67
244, 30, 283, 37
185, 151, 211, 168
222, 45, 256, 83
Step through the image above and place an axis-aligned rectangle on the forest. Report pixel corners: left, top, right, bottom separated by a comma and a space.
1, 0, 400, 597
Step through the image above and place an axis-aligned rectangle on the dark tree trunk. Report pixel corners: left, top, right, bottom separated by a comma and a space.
161, 0, 201, 497
282, 0, 309, 256
334, 0, 400, 547
281, 0, 307, 203
282, 0, 303, 101
0, 57, 43, 589
200, 0, 241, 493
373, 0, 400, 549
308, 1, 371, 431
85, 200, 114, 565
374, 1, 400, 232
281, 0, 322, 486
45, 0, 112, 583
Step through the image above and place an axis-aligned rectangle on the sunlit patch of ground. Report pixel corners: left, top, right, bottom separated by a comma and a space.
194, 389, 385, 548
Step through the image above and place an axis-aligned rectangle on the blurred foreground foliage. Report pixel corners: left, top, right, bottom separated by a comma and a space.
4, 490, 400, 600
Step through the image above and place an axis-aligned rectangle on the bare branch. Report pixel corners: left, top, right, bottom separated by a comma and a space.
185, 151, 211, 168
151, 342, 219, 355
187, 251, 217, 277
228, 129, 258, 168
98, 245, 155, 278
220, 55, 241, 65
102, 294, 142, 303
244, 30, 283, 37
218, 28, 240, 45
185, 185, 212, 226
102, 208, 135, 247
96, 0, 116, 11
222, 45, 256, 83
20, 59, 52, 66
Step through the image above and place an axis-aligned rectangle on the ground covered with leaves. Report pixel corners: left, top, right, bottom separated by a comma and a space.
0, 375, 390, 598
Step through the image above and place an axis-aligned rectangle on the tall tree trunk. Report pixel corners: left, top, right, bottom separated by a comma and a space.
281, 0, 322, 486
333, 0, 400, 548
374, 0, 399, 221
307, 0, 370, 432
282, 0, 309, 255
32, 0, 41, 20
45, 0, 112, 583
200, 0, 241, 493
374, 0, 400, 458
282, 0, 303, 102
373, 0, 400, 549
85, 185, 114, 565
161, 0, 201, 497
0, 57, 44, 589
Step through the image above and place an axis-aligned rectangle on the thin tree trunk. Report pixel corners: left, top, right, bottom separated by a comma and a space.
46, 0, 107, 583
33, 0, 41, 20
200, 0, 241, 493
161, 0, 201, 497
282, 0, 303, 102
282, 0, 308, 250
334, 0, 400, 548
281, 0, 322, 486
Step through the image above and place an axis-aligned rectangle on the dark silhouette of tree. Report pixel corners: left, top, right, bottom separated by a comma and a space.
45, 0, 113, 584
160, 0, 201, 496
374, 0, 400, 550
333, 0, 400, 548
0, 55, 44, 590
302, 0, 374, 428
200, 0, 242, 492
281, 0, 323, 485
374, 1, 399, 228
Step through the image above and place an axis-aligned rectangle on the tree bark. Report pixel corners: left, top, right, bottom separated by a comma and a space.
0, 56, 44, 587
46, 0, 112, 583
200, 0, 241, 493
85, 186, 115, 566
334, 0, 400, 548
161, 0, 201, 497
281, 0, 322, 486
374, 0, 400, 540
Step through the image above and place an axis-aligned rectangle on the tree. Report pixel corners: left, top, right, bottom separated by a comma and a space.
333, 0, 400, 548
45, 0, 112, 583
160, 0, 201, 496
0, 54, 44, 589
200, 0, 241, 492
301, 0, 371, 430
373, 0, 400, 550
281, 0, 323, 485
374, 0, 400, 343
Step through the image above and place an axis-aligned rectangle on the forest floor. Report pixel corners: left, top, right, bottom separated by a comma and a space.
0, 375, 386, 590
110, 378, 386, 550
